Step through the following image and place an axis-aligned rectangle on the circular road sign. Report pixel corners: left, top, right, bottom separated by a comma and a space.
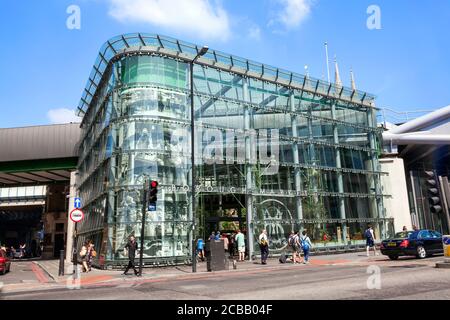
70, 209, 85, 223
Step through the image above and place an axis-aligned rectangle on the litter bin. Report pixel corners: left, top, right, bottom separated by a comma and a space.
205, 240, 229, 272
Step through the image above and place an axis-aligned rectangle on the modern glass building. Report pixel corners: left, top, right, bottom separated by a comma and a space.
75, 33, 390, 267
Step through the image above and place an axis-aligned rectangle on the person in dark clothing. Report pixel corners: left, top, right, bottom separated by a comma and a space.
123, 236, 139, 276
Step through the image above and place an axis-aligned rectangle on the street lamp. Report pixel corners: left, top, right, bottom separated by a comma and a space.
190, 45, 208, 273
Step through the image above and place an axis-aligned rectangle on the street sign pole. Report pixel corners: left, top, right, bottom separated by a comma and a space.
73, 221, 78, 279
69, 208, 84, 279
139, 179, 149, 277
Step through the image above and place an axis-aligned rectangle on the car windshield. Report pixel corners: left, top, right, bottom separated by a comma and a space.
393, 231, 413, 239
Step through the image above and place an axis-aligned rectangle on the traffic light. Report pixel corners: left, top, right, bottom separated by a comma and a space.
148, 180, 158, 205
425, 171, 442, 214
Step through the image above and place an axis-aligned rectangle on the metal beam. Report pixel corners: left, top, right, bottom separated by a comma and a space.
194, 75, 242, 118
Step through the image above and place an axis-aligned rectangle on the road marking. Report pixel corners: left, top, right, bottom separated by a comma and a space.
31, 263, 49, 283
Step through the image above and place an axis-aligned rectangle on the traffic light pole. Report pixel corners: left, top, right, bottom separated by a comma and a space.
190, 60, 197, 273
138, 179, 148, 277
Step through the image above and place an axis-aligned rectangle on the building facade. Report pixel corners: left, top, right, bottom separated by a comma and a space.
76, 33, 390, 267
381, 106, 450, 235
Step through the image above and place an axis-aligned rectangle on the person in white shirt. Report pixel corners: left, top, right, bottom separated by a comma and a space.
365, 224, 379, 257
258, 229, 269, 265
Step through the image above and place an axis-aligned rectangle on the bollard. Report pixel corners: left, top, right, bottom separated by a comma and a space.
59, 250, 65, 276
233, 259, 237, 270
436, 235, 450, 269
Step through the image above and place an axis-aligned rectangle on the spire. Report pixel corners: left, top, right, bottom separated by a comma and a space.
334, 56, 342, 88
350, 68, 357, 91
304, 65, 310, 79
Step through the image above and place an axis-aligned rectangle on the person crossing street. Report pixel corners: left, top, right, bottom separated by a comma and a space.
123, 236, 139, 276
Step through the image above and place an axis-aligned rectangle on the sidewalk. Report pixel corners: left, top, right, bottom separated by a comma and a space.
35, 251, 377, 283
1, 252, 383, 295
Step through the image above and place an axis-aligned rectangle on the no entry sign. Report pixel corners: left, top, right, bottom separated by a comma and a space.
70, 209, 84, 223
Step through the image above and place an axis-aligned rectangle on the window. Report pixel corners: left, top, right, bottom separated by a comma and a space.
418, 230, 432, 239
430, 231, 442, 239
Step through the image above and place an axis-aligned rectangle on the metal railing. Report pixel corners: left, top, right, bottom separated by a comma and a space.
377, 107, 436, 128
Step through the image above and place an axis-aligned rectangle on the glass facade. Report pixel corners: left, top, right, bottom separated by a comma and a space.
76, 33, 390, 267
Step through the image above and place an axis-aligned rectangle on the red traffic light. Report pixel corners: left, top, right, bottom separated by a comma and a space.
150, 181, 158, 188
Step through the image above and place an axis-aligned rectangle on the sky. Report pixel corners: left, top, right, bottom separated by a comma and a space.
0, 0, 449, 128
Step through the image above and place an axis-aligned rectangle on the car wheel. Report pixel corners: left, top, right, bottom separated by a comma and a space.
417, 246, 427, 259
388, 255, 399, 260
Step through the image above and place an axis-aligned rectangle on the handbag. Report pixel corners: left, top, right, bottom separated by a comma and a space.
91, 250, 97, 258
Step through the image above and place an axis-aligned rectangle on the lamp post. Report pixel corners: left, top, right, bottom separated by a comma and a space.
190, 46, 208, 273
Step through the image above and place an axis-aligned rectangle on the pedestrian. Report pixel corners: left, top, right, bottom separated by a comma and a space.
37, 242, 43, 257
300, 230, 312, 264
215, 231, 221, 241
364, 224, 378, 257
123, 235, 139, 276
31, 240, 37, 258
235, 229, 245, 262
222, 234, 229, 255
209, 231, 216, 241
9, 246, 15, 259
288, 231, 299, 264
258, 229, 269, 265
19, 243, 26, 259
79, 241, 90, 272
402, 226, 408, 232
196, 238, 205, 261
229, 232, 236, 257
87, 241, 97, 271
412, 225, 419, 231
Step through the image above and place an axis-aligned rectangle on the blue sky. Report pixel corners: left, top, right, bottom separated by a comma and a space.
0, 0, 449, 127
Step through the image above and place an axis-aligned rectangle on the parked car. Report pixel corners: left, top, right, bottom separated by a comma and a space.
0, 249, 11, 275
380, 229, 443, 260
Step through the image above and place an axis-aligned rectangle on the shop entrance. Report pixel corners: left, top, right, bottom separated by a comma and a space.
199, 193, 246, 240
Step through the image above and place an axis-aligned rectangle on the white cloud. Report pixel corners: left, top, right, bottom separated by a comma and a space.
47, 108, 81, 124
272, 0, 313, 29
248, 25, 261, 40
107, 0, 231, 41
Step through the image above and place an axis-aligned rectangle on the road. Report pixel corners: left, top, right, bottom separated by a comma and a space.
1, 253, 449, 300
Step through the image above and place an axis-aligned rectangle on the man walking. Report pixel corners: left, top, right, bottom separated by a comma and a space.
235, 229, 245, 262
258, 229, 269, 265
364, 224, 378, 257
123, 235, 139, 276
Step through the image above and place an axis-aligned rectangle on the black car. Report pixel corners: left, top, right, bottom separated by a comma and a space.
380, 229, 443, 260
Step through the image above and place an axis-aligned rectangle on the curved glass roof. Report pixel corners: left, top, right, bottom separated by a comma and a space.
78, 33, 376, 117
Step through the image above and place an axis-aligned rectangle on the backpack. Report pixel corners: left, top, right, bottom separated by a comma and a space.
301, 236, 310, 251
364, 229, 372, 239
288, 235, 296, 247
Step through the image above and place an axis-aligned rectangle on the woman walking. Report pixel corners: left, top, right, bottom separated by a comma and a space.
300, 231, 312, 264
79, 241, 90, 272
